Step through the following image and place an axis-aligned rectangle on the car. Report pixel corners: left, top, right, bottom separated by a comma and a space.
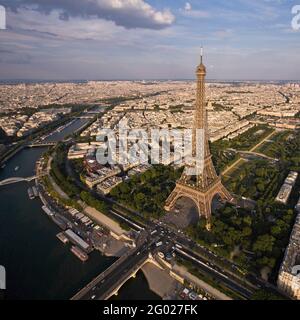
156, 241, 163, 247
189, 292, 198, 300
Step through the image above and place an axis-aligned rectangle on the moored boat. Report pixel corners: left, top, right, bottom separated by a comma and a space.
27, 187, 34, 200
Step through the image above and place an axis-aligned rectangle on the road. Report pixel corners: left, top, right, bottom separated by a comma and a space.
175, 247, 252, 299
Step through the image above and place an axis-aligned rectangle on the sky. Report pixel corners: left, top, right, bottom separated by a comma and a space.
0, 0, 299, 80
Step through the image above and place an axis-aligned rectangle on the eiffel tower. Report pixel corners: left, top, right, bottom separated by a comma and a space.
164, 50, 234, 230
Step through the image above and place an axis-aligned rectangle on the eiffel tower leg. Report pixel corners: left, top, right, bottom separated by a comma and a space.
164, 187, 180, 212
218, 183, 235, 204
203, 198, 212, 231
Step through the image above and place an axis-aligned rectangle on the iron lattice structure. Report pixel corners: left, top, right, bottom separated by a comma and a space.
164, 54, 234, 230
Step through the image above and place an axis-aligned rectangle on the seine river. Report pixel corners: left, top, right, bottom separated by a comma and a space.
0, 119, 159, 300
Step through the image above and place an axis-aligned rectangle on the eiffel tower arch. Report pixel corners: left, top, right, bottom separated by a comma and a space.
165, 177, 233, 230
164, 50, 234, 230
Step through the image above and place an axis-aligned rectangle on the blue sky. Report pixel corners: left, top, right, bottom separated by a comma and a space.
0, 0, 299, 80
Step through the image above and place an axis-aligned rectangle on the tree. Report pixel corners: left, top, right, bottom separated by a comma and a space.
242, 227, 252, 237
119, 183, 130, 194
110, 187, 120, 197
270, 225, 282, 236
253, 235, 275, 253
243, 216, 252, 226
255, 168, 266, 177
257, 183, 265, 193
251, 289, 285, 300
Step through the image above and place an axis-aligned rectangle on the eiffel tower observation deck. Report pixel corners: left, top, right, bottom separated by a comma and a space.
164, 49, 234, 230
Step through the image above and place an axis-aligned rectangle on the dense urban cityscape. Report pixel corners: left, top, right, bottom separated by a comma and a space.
1, 73, 300, 301
1, 1, 300, 315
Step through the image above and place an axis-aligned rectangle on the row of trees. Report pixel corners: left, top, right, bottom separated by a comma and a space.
50, 143, 80, 198
42, 175, 82, 211
80, 191, 109, 213
229, 125, 273, 151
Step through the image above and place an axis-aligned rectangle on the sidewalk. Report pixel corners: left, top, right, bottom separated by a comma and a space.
141, 263, 179, 299
173, 264, 232, 300
84, 206, 126, 236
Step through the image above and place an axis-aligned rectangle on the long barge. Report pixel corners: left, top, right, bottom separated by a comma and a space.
71, 246, 89, 262
56, 232, 69, 244
64, 229, 91, 252
51, 215, 67, 230
42, 205, 67, 230
42, 205, 54, 216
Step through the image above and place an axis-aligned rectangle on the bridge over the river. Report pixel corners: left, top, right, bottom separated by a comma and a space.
71, 240, 161, 300
0, 176, 37, 186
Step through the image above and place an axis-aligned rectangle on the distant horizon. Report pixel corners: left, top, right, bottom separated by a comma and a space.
1, 78, 300, 85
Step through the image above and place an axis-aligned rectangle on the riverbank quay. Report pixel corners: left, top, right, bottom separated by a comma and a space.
38, 178, 130, 260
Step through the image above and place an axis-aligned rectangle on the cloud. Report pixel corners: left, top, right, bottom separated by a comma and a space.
185, 2, 192, 11
182, 2, 210, 18
6, 9, 123, 42
2, 0, 175, 30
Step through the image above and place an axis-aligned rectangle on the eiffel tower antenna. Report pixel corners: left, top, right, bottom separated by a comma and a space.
200, 46, 203, 64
